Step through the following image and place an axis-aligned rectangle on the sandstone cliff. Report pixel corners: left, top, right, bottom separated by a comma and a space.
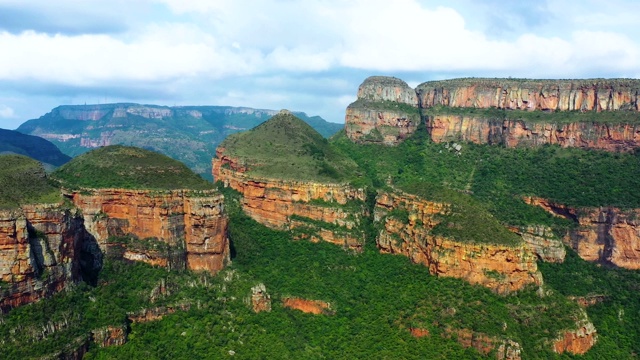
345, 77, 421, 145
71, 188, 230, 274
551, 309, 598, 355
0, 204, 102, 313
417, 78, 640, 112
508, 225, 566, 263
525, 197, 640, 269
345, 76, 640, 151
213, 150, 367, 250
375, 191, 542, 294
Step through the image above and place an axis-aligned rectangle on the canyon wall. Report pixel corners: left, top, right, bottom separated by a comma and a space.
416, 79, 640, 112
0, 204, 102, 313
345, 77, 421, 145
345, 76, 640, 151
525, 197, 640, 269
374, 191, 542, 294
71, 188, 230, 273
213, 151, 367, 250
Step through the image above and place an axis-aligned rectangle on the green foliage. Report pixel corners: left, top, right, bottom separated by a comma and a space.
52, 145, 214, 190
0, 154, 61, 208
219, 112, 359, 182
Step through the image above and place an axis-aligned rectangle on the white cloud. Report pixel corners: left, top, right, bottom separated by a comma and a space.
0, 105, 15, 118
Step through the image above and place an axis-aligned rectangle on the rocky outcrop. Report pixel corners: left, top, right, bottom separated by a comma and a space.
427, 115, 640, 152
91, 324, 128, 347
248, 283, 271, 313
127, 303, 192, 323
213, 152, 366, 250
71, 188, 230, 274
417, 78, 640, 112
508, 225, 566, 263
282, 297, 333, 315
345, 76, 640, 151
444, 328, 522, 360
525, 197, 640, 269
375, 191, 542, 294
0, 204, 102, 313
345, 76, 421, 145
552, 310, 598, 355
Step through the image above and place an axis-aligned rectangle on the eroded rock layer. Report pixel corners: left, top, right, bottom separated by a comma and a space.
71, 188, 229, 273
551, 310, 598, 355
374, 191, 542, 294
213, 152, 366, 250
0, 204, 102, 313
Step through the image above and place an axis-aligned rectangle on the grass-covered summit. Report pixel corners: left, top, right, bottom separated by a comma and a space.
0, 155, 61, 209
219, 110, 359, 183
52, 145, 213, 190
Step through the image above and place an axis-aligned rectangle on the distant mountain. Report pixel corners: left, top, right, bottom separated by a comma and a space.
17, 103, 343, 180
0, 128, 71, 168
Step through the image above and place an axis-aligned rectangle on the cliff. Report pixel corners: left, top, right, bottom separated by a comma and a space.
345, 77, 421, 145
525, 197, 640, 269
71, 188, 230, 273
551, 310, 598, 355
375, 191, 542, 294
416, 78, 640, 112
213, 153, 366, 249
508, 225, 566, 263
282, 297, 333, 315
0, 204, 102, 313
345, 76, 640, 151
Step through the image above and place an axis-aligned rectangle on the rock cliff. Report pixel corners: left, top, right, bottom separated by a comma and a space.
551, 310, 598, 355
71, 188, 230, 273
0, 204, 102, 313
345, 76, 640, 151
345, 77, 421, 145
282, 297, 333, 315
525, 197, 640, 269
213, 151, 367, 250
375, 191, 542, 294
508, 225, 566, 263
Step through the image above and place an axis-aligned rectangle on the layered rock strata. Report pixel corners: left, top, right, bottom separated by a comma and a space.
345, 77, 421, 145
525, 197, 640, 269
508, 225, 565, 263
346, 76, 640, 151
375, 191, 542, 294
0, 204, 102, 313
70, 188, 230, 274
213, 152, 366, 250
551, 310, 598, 355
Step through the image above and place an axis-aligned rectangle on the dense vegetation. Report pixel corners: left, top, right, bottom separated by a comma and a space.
219, 112, 359, 182
17, 104, 341, 180
0, 128, 71, 167
0, 154, 61, 208
52, 145, 214, 190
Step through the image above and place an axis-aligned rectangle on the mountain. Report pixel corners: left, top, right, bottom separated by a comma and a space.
16, 103, 343, 180
0, 128, 71, 168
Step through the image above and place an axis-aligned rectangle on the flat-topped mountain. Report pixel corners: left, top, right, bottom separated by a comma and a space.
17, 103, 342, 180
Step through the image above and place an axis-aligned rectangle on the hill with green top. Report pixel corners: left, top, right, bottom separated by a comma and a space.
0, 155, 61, 209
0, 129, 71, 168
219, 110, 359, 182
17, 103, 342, 180
52, 145, 214, 190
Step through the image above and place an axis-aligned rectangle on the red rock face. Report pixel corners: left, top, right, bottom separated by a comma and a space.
282, 297, 332, 315
427, 115, 640, 152
0, 204, 99, 313
443, 328, 522, 360
72, 189, 229, 274
526, 197, 640, 269
345, 107, 420, 146
213, 154, 366, 250
92, 324, 128, 347
552, 312, 598, 355
375, 192, 542, 294
417, 79, 640, 112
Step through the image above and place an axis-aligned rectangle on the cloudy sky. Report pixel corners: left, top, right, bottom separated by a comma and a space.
1, 0, 639, 129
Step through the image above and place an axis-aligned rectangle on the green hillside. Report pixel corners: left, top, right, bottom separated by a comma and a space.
17, 104, 342, 180
219, 111, 359, 182
52, 145, 213, 190
0, 155, 61, 209
0, 128, 71, 167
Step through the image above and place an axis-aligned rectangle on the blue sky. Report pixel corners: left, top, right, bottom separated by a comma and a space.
1, 0, 639, 129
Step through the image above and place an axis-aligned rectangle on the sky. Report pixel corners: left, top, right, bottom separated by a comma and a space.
1, 0, 640, 129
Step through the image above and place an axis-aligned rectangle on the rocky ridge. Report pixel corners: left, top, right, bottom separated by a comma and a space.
346, 76, 640, 150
